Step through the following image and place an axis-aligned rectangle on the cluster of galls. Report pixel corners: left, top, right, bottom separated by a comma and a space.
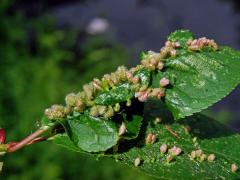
135, 77, 169, 102
135, 87, 164, 102
102, 66, 140, 88
190, 149, 238, 173
190, 149, 215, 162
45, 64, 170, 120
141, 51, 165, 71
133, 143, 182, 166
44, 105, 69, 120
160, 41, 181, 58
89, 105, 115, 119
141, 41, 180, 71
160, 144, 182, 163
44, 37, 219, 121
44, 65, 141, 120
134, 41, 176, 102
45, 39, 177, 120
145, 133, 157, 144
187, 37, 218, 51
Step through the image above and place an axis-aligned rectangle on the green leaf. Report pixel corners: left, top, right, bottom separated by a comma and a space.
134, 68, 151, 88
152, 46, 240, 119
117, 99, 144, 140
140, 51, 147, 60
53, 100, 144, 152
65, 114, 119, 152
41, 116, 54, 127
52, 133, 83, 153
121, 113, 143, 140
95, 83, 134, 105
53, 114, 143, 151
168, 29, 195, 48
116, 100, 240, 179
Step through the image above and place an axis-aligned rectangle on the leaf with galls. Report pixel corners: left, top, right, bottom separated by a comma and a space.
115, 101, 240, 179
16, 29, 240, 179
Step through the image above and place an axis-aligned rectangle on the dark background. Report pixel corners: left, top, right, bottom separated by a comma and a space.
0, 0, 240, 179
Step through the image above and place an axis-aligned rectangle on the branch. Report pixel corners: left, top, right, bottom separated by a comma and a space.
7, 126, 50, 153
26, 136, 50, 146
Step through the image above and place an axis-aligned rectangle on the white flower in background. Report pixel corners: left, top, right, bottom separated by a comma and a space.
86, 17, 109, 35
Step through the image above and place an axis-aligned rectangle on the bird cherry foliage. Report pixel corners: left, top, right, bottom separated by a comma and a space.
1, 30, 240, 179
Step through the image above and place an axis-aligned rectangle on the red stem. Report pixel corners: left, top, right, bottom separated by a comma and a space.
26, 136, 50, 146
7, 126, 50, 153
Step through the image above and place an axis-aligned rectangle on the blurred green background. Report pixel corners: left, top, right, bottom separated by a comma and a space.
0, 0, 240, 179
